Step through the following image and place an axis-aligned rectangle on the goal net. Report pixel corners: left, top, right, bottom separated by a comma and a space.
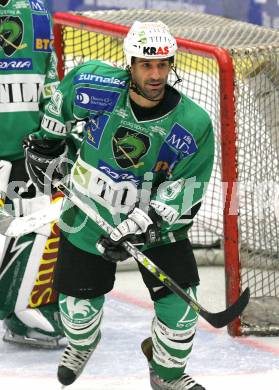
53, 9, 279, 336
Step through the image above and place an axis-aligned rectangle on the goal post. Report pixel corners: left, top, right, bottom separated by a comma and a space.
52, 9, 279, 337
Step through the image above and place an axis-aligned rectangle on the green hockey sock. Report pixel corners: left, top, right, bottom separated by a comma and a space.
59, 293, 104, 351
151, 287, 198, 381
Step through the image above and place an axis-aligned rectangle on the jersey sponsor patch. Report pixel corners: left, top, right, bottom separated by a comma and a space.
112, 127, 150, 169
42, 81, 59, 99
74, 73, 127, 89
158, 178, 186, 201
97, 160, 142, 187
32, 13, 52, 52
41, 114, 66, 135
29, 0, 47, 12
152, 143, 178, 177
0, 58, 32, 70
75, 87, 120, 112
46, 52, 58, 80
0, 73, 45, 112
47, 90, 63, 115
166, 123, 198, 157
85, 113, 109, 149
72, 158, 138, 215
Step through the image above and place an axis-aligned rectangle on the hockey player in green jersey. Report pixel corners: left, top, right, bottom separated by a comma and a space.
0, 0, 65, 348
24, 20, 214, 389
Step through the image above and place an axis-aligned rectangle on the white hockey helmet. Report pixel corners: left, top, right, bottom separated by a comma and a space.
123, 20, 177, 66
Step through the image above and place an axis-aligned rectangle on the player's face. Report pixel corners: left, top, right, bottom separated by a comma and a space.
130, 58, 171, 101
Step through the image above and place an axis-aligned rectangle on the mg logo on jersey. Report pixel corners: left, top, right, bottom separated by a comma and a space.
166, 123, 198, 158
143, 46, 169, 56
29, 0, 47, 12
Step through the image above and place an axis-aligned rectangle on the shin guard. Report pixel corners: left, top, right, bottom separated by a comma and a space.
59, 294, 104, 351
152, 287, 199, 381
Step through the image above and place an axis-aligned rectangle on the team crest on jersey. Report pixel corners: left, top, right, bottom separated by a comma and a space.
113, 127, 150, 169
0, 0, 11, 6
0, 16, 25, 56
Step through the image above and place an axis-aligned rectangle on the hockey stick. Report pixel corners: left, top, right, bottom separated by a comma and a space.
53, 179, 250, 329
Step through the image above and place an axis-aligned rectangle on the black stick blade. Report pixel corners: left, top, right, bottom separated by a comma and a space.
200, 287, 250, 328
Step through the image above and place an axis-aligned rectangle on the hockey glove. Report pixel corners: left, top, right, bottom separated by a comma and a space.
97, 207, 161, 263
23, 135, 68, 195
96, 236, 132, 262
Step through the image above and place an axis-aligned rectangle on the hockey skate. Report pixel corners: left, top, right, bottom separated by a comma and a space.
57, 344, 96, 386
3, 326, 66, 349
141, 338, 206, 390
2, 316, 66, 349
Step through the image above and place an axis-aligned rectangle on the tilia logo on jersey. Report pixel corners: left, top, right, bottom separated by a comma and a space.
0, 16, 25, 56
113, 127, 150, 169
0, 74, 44, 112
73, 158, 138, 214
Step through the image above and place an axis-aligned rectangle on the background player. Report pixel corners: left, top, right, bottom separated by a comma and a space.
0, 0, 64, 348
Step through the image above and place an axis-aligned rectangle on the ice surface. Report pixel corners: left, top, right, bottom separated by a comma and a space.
0, 267, 279, 389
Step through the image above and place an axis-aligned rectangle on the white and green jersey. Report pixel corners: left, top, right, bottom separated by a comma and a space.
37, 60, 214, 253
0, 0, 58, 160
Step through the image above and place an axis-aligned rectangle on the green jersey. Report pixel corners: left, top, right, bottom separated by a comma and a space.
0, 0, 58, 160
37, 60, 214, 254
